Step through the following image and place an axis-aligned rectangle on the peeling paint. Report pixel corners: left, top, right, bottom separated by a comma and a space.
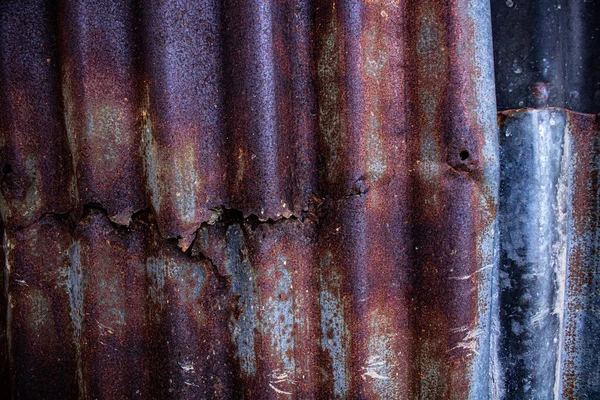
65, 242, 85, 399
319, 252, 349, 399
224, 224, 258, 377
363, 310, 401, 399
262, 256, 295, 375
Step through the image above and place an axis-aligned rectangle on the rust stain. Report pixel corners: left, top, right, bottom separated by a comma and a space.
1, 0, 598, 399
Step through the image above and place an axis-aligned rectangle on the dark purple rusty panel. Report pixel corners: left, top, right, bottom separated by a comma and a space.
0, 0, 75, 229
222, 0, 317, 221
141, 0, 317, 245
242, 220, 318, 398
4, 216, 78, 399
144, 222, 236, 399
312, 4, 418, 395
315, 197, 412, 399
74, 211, 149, 399
313, 0, 498, 398
10, 0, 600, 399
406, 0, 498, 397
140, 0, 226, 245
0, 223, 8, 395
58, 0, 146, 226
311, 5, 498, 397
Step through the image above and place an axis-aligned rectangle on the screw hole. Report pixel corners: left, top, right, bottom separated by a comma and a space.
459, 151, 469, 161
2, 164, 12, 174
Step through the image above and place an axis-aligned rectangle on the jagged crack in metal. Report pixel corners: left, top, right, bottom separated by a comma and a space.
1, 1, 600, 399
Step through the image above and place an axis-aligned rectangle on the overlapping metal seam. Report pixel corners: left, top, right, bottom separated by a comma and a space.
0, 0, 599, 399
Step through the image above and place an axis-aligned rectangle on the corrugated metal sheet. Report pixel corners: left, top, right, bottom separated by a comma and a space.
497, 110, 600, 399
0, 1, 598, 399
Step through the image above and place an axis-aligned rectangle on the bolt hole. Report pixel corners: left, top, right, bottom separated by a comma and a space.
459, 150, 469, 161
2, 164, 12, 174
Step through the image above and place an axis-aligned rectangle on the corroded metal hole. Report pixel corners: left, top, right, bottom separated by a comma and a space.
459, 151, 470, 161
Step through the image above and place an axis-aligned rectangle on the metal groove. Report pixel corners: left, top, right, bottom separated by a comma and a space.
0, 1, 599, 399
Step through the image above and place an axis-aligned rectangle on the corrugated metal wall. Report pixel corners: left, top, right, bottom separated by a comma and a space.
0, 1, 598, 399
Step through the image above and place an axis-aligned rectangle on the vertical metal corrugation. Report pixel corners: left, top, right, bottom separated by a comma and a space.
407, 0, 498, 398
138, 0, 320, 247
560, 112, 600, 399
0, 0, 75, 228
498, 110, 570, 398
59, 0, 146, 225
491, 0, 600, 113
141, 0, 225, 243
75, 212, 151, 399
496, 110, 600, 399
4, 216, 78, 398
0, 223, 8, 394
0, 1, 599, 399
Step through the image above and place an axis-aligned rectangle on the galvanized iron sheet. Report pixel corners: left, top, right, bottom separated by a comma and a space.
496, 110, 600, 399
0, 0, 599, 399
491, 0, 600, 113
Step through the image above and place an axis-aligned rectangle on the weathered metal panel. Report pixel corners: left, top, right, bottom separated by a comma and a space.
141, 0, 226, 244
74, 211, 150, 399
0, 0, 76, 229
59, 0, 146, 226
0, 223, 8, 394
560, 112, 600, 399
491, 0, 600, 113
0, 1, 599, 399
496, 109, 600, 399
145, 216, 236, 399
315, 197, 412, 398
4, 216, 78, 398
497, 110, 570, 398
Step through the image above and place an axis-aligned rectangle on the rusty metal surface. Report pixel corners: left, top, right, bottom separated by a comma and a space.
0, 222, 8, 395
0, 0, 75, 228
0, 1, 598, 399
558, 112, 600, 399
